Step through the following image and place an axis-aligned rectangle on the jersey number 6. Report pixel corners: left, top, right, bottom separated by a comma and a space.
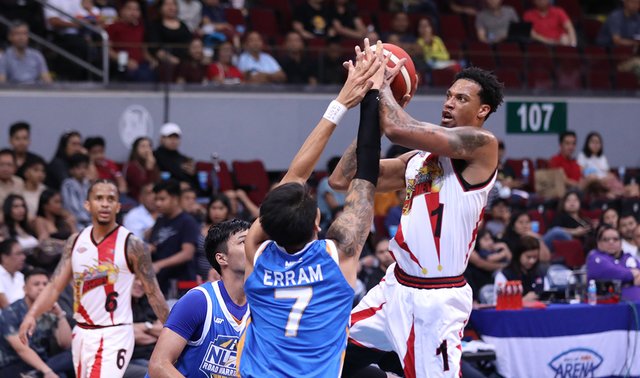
105, 291, 119, 312
274, 287, 313, 337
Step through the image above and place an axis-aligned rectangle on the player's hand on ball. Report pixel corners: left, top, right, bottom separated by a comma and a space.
336, 39, 381, 109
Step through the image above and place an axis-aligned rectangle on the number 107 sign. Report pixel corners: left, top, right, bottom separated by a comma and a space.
506, 102, 567, 134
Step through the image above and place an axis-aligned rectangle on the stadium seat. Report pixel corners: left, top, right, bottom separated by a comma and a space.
505, 158, 535, 191
580, 209, 602, 223
232, 160, 271, 205
552, 239, 586, 269
355, 0, 380, 13
440, 14, 468, 45
375, 11, 393, 33
614, 71, 639, 90
581, 18, 603, 45
431, 68, 457, 87
586, 70, 613, 90
527, 69, 555, 90
495, 42, 525, 69
466, 42, 497, 70
494, 68, 523, 89
261, 0, 293, 32
526, 43, 555, 72
223, 8, 245, 27
502, 0, 525, 16
527, 209, 548, 234
554, 46, 584, 89
535, 158, 549, 169
583, 46, 611, 72
249, 8, 280, 39
556, 0, 583, 23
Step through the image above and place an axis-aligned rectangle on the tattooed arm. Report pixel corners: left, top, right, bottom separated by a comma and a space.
19, 233, 77, 344
127, 235, 169, 323
379, 86, 498, 184
326, 179, 375, 287
329, 140, 414, 193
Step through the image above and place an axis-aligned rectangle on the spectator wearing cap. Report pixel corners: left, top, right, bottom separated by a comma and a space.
84, 136, 128, 194
154, 123, 197, 186
0, 21, 52, 85
60, 153, 91, 229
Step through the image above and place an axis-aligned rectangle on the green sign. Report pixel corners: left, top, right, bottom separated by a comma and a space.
506, 102, 567, 134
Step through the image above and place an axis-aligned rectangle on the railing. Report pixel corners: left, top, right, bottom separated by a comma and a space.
32, 0, 110, 84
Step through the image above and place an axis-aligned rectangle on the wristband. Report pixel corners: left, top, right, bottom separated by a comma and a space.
322, 100, 347, 125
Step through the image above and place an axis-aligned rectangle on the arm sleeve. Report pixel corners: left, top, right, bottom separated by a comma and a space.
164, 289, 207, 341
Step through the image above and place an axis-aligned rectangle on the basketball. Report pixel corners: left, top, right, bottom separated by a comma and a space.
371, 43, 418, 104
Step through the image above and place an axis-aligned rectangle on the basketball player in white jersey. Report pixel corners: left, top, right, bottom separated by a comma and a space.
331, 51, 504, 377
18, 179, 169, 378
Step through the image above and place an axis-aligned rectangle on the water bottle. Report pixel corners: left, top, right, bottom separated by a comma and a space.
618, 166, 626, 183
587, 279, 597, 305
211, 153, 221, 194
521, 160, 530, 184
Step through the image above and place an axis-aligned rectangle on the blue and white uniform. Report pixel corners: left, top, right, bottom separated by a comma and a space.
153, 280, 249, 378
239, 239, 354, 378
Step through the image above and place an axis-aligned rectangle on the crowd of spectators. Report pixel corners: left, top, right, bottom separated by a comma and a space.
0, 0, 637, 88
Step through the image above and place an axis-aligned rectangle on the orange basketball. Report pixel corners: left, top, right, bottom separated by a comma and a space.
372, 43, 418, 104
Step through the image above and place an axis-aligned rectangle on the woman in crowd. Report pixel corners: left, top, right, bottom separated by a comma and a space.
0, 195, 39, 252
416, 17, 461, 71
196, 193, 232, 281
495, 235, 548, 302
600, 207, 619, 228
146, 0, 193, 81
578, 131, 624, 198
176, 38, 210, 84
546, 191, 593, 248
33, 189, 77, 267
586, 225, 640, 301
207, 41, 243, 85
502, 211, 551, 263
46, 131, 84, 189
124, 137, 160, 201
466, 228, 511, 302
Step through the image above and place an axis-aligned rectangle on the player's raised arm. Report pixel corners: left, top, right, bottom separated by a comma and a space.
19, 233, 77, 344
244, 40, 382, 274
378, 82, 499, 171
127, 235, 169, 323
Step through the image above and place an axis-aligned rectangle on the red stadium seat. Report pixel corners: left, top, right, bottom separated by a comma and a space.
526, 43, 554, 71
249, 8, 280, 38
466, 42, 497, 70
615, 71, 640, 90
496, 42, 525, 69
505, 158, 535, 191
556, 0, 583, 23
583, 46, 611, 72
503, 0, 525, 16
355, 0, 380, 13
440, 14, 468, 44
261, 0, 294, 33
581, 18, 603, 45
431, 68, 457, 87
554, 46, 584, 89
195, 160, 235, 193
232, 160, 271, 205
552, 239, 586, 269
495, 68, 523, 89
527, 209, 548, 234
580, 209, 602, 223
527, 69, 555, 90
586, 70, 613, 90
223, 8, 245, 27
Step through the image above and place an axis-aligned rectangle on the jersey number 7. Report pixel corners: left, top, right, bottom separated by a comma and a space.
274, 287, 313, 337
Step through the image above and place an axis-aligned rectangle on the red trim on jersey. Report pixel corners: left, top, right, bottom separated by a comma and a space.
425, 192, 442, 266
76, 303, 95, 325
90, 225, 120, 247
394, 224, 423, 269
394, 265, 467, 289
77, 322, 130, 329
97, 228, 119, 324
350, 302, 386, 327
457, 343, 463, 377
90, 337, 104, 378
403, 321, 416, 378
76, 341, 83, 378
465, 209, 485, 265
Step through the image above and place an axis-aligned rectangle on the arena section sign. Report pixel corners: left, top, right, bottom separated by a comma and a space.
506, 101, 567, 134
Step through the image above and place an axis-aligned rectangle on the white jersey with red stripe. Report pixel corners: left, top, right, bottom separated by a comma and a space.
390, 152, 496, 278
71, 225, 134, 327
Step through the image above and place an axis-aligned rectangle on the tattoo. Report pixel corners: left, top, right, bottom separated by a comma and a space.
127, 235, 169, 323
326, 179, 375, 257
339, 142, 357, 181
380, 89, 424, 134
51, 233, 77, 281
448, 128, 492, 157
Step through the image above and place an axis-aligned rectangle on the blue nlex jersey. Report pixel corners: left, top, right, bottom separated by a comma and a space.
239, 239, 354, 378
155, 280, 249, 378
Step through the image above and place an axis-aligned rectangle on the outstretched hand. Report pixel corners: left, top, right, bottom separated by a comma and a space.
335, 38, 382, 109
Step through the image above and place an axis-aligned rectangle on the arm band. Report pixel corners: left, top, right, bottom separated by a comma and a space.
322, 100, 348, 125
354, 90, 381, 185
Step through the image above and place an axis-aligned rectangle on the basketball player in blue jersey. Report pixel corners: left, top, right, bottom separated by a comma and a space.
148, 219, 251, 378
238, 40, 398, 378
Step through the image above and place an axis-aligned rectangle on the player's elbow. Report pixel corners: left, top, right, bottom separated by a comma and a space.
148, 357, 169, 378
328, 173, 347, 191
382, 121, 404, 144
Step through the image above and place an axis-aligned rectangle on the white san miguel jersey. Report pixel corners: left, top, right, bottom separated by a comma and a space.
389, 152, 496, 278
71, 226, 135, 326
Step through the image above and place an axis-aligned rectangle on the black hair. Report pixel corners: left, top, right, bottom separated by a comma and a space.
68, 153, 89, 169
0, 148, 16, 163
83, 136, 106, 151
508, 235, 540, 274
37, 188, 59, 217
21, 156, 46, 171
9, 121, 30, 138
582, 131, 603, 158
0, 238, 17, 257
3, 194, 34, 238
599, 207, 619, 228
260, 182, 318, 250
205, 193, 232, 225
88, 179, 120, 198
53, 131, 81, 160
596, 223, 619, 241
128, 136, 152, 163
204, 219, 250, 275
474, 228, 493, 251
559, 130, 576, 144
557, 190, 581, 214
498, 140, 505, 149
153, 179, 181, 197
25, 267, 49, 281
454, 67, 504, 121
619, 211, 638, 224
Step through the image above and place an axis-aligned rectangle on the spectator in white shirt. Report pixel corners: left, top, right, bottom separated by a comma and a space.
619, 213, 639, 257
123, 183, 157, 240
0, 239, 26, 308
